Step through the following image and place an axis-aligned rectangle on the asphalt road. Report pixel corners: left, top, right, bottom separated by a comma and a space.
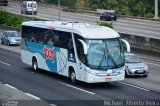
2, 1, 160, 40
0, 26, 160, 93
0, 47, 160, 106
0, 30, 160, 106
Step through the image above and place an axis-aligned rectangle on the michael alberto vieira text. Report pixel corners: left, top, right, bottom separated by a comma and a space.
104, 100, 160, 106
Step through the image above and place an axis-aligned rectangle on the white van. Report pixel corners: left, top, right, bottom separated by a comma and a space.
21, 1, 37, 15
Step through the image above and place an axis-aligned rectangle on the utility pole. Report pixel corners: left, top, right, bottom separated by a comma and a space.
154, 0, 159, 19
58, 0, 60, 21
1, 0, 2, 11
32, 0, 34, 20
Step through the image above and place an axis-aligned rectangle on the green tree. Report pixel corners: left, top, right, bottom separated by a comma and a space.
106, 0, 118, 9
75, 0, 87, 10
133, 1, 144, 16
42, 0, 159, 18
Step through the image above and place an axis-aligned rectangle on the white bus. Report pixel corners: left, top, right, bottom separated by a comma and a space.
21, 21, 130, 83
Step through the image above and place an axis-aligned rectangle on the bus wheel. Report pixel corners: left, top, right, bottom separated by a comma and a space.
70, 70, 77, 84
32, 58, 38, 72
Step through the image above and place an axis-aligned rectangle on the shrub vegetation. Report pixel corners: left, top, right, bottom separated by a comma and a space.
0, 11, 26, 28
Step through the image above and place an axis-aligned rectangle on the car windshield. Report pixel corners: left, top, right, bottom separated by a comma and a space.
125, 55, 142, 63
28, 3, 36, 8
86, 38, 124, 70
8, 32, 20, 37
108, 12, 115, 15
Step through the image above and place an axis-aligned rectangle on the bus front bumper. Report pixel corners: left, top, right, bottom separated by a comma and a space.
86, 71, 125, 83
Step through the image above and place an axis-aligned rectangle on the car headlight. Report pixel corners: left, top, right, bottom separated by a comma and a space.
127, 66, 133, 70
126, 66, 133, 74
144, 65, 148, 70
11, 40, 15, 42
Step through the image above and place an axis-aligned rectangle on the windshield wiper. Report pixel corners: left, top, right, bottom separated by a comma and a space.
98, 49, 106, 69
105, 43, 118, 68
108, 54, 118, 68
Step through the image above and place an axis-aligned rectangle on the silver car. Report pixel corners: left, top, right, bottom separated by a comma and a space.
1, 31, 21, 46
125, 53, 149, 77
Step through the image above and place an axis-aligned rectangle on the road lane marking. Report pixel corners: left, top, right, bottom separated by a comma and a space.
4, 84, 18, 90
58, 82, 95, 95
0, 60, 11, 66
50, 104, 57, 106
145, 62, 160, 67
118, 82, 150, 92
25, 93, 41, 100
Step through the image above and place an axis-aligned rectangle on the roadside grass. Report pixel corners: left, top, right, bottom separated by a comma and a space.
0, 11, 26, 28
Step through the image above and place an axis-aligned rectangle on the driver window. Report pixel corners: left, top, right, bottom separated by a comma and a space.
74, 33, 86, 64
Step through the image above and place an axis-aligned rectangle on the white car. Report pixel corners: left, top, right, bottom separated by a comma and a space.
1, 31, 21, 45
125, 53, 149, 77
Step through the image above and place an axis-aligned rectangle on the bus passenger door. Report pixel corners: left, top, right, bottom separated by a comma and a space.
77, 41, 87, 81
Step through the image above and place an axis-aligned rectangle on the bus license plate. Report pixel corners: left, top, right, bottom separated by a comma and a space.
105, 77, 112, 81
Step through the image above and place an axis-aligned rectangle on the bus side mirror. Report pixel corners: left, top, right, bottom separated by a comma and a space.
121, 39, 130, 52
78, 39, 87, 55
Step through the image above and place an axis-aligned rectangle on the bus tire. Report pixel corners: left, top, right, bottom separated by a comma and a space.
69, 67, 77, 84
32, 57, 38, 72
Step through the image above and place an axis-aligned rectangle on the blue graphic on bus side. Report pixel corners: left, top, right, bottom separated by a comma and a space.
26, 41, 60, 73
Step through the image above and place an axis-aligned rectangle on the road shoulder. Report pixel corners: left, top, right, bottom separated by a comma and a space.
0, 82, 52, 106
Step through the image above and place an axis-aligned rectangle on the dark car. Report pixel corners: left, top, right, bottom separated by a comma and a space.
0, 0, 8, 6
100, 12, 117, 21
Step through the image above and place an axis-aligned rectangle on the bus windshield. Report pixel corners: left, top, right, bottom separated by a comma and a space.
86, 38, 124, 70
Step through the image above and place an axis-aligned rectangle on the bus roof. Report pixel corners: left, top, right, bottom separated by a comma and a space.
22, 21, 120, 39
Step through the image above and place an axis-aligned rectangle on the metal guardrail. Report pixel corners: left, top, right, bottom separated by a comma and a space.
120, 15, 160, 22
131, 46, 160, 62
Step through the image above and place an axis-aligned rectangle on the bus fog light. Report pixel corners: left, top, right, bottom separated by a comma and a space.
89, 77, 94, 81
118, 71, 121, 74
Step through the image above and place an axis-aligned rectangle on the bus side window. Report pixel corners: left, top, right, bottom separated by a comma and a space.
22, 26, 29, 40
37, 28, 45, 44
78, 41, 86, 64
74, 34, 86, 64
45, 30, 54, 45
67, 35, 76, 62
29, 27, 38, 42
53, 31, 60, 47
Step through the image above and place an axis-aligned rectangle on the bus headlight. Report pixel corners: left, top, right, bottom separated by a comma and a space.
85, 67, 98, 75
89, 77, 94, 81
